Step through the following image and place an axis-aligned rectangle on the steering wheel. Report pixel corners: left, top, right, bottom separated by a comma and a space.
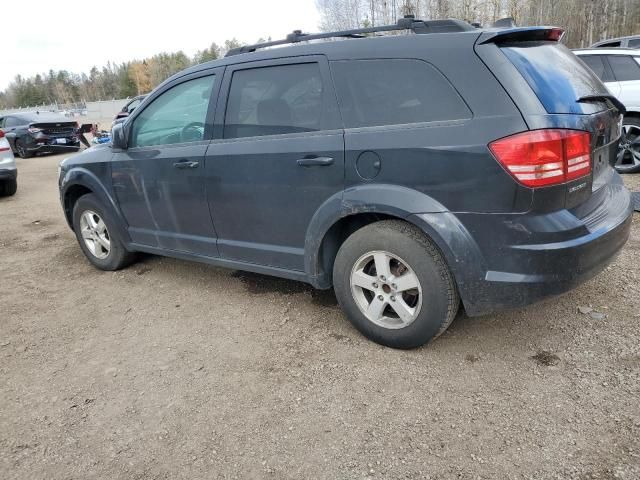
181, 122, 205, 143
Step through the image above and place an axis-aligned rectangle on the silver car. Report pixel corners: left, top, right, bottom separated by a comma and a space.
0, 129, 17, 196
574, 48, 640, 173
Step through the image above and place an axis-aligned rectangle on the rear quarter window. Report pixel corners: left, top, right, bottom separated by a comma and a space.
501, 42, 610, 114
608, 55, 640, 81
330, 59, 471, 128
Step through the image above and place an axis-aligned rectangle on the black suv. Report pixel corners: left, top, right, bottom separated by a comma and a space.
0, 112, 80, 158
58, 17, 633, 348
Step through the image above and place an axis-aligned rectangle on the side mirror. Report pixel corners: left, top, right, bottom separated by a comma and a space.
112, 122, 128, 150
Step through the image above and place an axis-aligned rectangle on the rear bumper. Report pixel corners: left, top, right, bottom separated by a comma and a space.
0, 168, 17, 181
24, 135, 80, 154
413, 174, 634, 316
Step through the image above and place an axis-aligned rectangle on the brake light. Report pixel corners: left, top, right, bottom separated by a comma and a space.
489, 129, 591, 188
0, 130, 9, 152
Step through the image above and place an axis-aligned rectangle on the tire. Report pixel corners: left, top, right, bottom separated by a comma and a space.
72, 193, 136, 270
0, 179, 17, 196
615, 117, 640, 174
333, 220, 459, 349
14, 139, 33, 159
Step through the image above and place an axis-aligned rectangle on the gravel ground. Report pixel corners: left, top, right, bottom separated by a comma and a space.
1, 153, 639, 480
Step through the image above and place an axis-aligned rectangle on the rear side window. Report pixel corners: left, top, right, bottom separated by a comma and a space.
607, 56, 640, 81
501, 42, 610, 114
224, 63, 324, 139
628, 39, 640, 48
330, 59, 470, 128
596, 41, 621, 48
579, 55, 612, 82
5, 117, 22, 127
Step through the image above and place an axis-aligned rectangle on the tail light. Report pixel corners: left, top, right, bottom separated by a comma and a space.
0, 129, 9, 152
489, 129, 591, 188
28, 126, 42, 134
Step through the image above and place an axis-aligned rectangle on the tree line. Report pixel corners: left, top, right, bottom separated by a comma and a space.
0, 39, 244, 109
316, 0, 640, 47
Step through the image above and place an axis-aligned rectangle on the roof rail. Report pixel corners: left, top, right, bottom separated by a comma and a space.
225, 15, 476, 57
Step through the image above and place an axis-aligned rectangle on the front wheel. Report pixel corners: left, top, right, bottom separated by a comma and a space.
72, 193, 136, 270
615, 118, 640, 174
333, 220, 459, 349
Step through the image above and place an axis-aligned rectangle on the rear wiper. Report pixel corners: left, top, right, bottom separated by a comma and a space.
577, 94, 626, 114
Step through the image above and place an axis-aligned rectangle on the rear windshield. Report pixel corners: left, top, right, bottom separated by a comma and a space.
501, 42, 610, 114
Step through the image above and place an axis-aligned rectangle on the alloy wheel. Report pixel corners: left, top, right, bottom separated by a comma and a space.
616, 123, 640, 172
79, 210, 111, 259
350, 250, 422, 329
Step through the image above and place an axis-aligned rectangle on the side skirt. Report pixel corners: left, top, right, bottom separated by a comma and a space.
129, 243, 311, 284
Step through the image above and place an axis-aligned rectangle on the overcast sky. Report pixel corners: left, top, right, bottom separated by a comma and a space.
2, 0, 321, 91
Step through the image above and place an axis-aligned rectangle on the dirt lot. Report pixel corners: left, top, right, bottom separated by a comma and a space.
1, 153, 639, 480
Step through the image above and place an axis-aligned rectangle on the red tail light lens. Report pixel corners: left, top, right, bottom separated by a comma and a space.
489, 129, 591, 188
0, 129, 4, 138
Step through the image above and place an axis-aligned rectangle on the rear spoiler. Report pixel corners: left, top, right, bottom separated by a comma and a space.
478, 26, 564, 45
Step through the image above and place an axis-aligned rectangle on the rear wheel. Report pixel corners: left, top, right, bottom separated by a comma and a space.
14, 139, 33, 159
333, 220, 459, 349
615, 117, 640, 174
72, 193, 136, 270
0, 179, 17, 196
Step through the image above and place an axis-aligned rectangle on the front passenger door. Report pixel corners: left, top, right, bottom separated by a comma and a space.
112, 70, 221, 256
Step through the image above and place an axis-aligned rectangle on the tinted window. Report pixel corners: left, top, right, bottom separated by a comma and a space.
130, 75, 215, 148
502, 42, 610, 114
579, 55, 609, 81
608, 55, 640, 81
596, 41, 621, 48
331, 59, 470, 128
4, 117, 22, 127
628, 39, 640, 48
224, 63, 324, 139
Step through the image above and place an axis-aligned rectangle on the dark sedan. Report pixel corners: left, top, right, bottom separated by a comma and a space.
0, 112, 81, 158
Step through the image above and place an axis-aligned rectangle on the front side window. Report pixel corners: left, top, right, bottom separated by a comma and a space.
130, 75, 216, 148
608, 55, 640, 82
628, 39, 640, 48
224, 63, 324, 139
331, 59, 471, 128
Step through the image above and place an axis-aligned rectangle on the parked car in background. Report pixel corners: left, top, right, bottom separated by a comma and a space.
574, 49, 640, 172
59, 18, 632, 349
591, 35, 640, 49
113, 95, 146, 124
0, 112, 80, 158
0, 129, 17, 196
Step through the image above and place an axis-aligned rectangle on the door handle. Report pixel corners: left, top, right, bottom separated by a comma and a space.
173, 160, 199, 169
297, 156, 334, 167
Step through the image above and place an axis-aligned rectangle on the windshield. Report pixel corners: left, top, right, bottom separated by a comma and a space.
501, 42, 611, 114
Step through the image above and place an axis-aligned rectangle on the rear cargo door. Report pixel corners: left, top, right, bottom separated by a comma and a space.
476, 34, 624, 206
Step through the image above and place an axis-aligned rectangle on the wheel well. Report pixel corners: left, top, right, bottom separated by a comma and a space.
63, 185, 93, 228
316, 213, 398, 286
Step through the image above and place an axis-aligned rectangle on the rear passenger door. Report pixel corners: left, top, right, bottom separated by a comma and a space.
606, 55, 640, 107
205, 56, 343, 271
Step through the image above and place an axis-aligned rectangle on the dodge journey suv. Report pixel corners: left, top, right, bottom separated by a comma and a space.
58, 17, 633, 348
